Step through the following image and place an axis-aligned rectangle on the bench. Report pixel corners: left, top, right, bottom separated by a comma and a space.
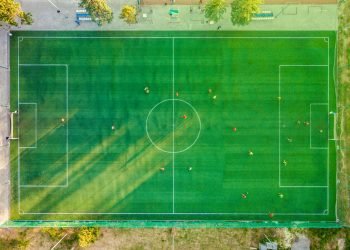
252, 11, 274, 20
76, 9, 92, 25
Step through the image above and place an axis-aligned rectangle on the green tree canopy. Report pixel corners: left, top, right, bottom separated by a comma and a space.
80, 0, 113, 26
204, 0, 227, 23
119, 5, 137, 24
230, 0, 262, 25
78, 227, 100, 248
0, 0, 33, 27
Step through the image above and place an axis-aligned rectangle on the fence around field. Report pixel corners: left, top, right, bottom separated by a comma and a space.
1, 31, 342, 227
0, 220, 343, 228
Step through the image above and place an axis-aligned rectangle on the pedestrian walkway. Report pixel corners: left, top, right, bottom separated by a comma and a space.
0, 29, 10, 225
13, 0, 337, 31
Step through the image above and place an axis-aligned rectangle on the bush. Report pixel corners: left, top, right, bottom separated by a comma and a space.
0, 231, 29, 250
0, 0, 33, 26
42, 227, 69, 241
231, 0, 262, 26
204, 0, 227, 23
120, 5, 137, 24
78, 227, 100, 248
307, 228, 340, 248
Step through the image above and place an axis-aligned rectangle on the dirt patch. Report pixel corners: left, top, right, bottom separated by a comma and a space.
86, 228, 171, 250
0, 228, 349, 249
337, 0, 350, 226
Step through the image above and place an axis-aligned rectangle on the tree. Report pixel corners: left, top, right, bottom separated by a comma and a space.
119, 5, 137, 24
204, 0, 227, 23
78, 227, 100, 248
0, 0, 33, 27
230, 0, 262, 26
80, 0, 113, 26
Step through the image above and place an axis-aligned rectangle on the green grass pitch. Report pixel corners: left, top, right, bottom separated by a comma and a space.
10, 31, 337, 223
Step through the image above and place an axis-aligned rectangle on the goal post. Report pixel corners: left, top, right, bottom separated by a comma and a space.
10, 110, 18, 140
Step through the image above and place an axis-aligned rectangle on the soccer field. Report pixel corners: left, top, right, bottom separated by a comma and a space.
9, 31, 337, 224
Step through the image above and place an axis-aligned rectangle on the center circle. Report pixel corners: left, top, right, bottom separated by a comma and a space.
146, 99, 201, 154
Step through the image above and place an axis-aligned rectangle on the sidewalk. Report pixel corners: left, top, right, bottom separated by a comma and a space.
0, 29, 10, 225
14, 0, 337, 31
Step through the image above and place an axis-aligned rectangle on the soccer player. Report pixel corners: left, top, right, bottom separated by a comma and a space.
233, 127, 237, 132
144, 86, 150, 94
287, 138, 292, 142
176, 92, 179, 97
111, 125, 115, 130
278, 193, 284, 199
212, 95, 217, 100
183, 114, 187, 119
304, 121, 310, 126
61, 118, 65, 123
241, 193, 247, 199
283, 160, 287, 166
188, 167, 192, 171
160, 167, 165, 171
248, 150, 254, 156
208, 88, 212, 93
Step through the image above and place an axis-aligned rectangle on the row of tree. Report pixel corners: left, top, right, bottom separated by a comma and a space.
205, 0, 262, 25
0, 0, 261, 27
119, 0, 262, 26
120, 0, 263, 26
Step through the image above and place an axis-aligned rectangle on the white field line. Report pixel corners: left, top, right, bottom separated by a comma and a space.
17, 37, 20, 214
17, 64, 69, 189
279, 65, 329, 191
280, 185, 328, 188
278, 66, 281, 187
279, 64, 328, 67
17, 36, 332, 216
19, 64, 67, 66
172, 38, 175, 214
20, 185, 67, 188
310, 103, 328, 149
20, 36, 329, 39
20, 212, 329, 215
66, 65, 69, 186
327, 38, 330, 212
